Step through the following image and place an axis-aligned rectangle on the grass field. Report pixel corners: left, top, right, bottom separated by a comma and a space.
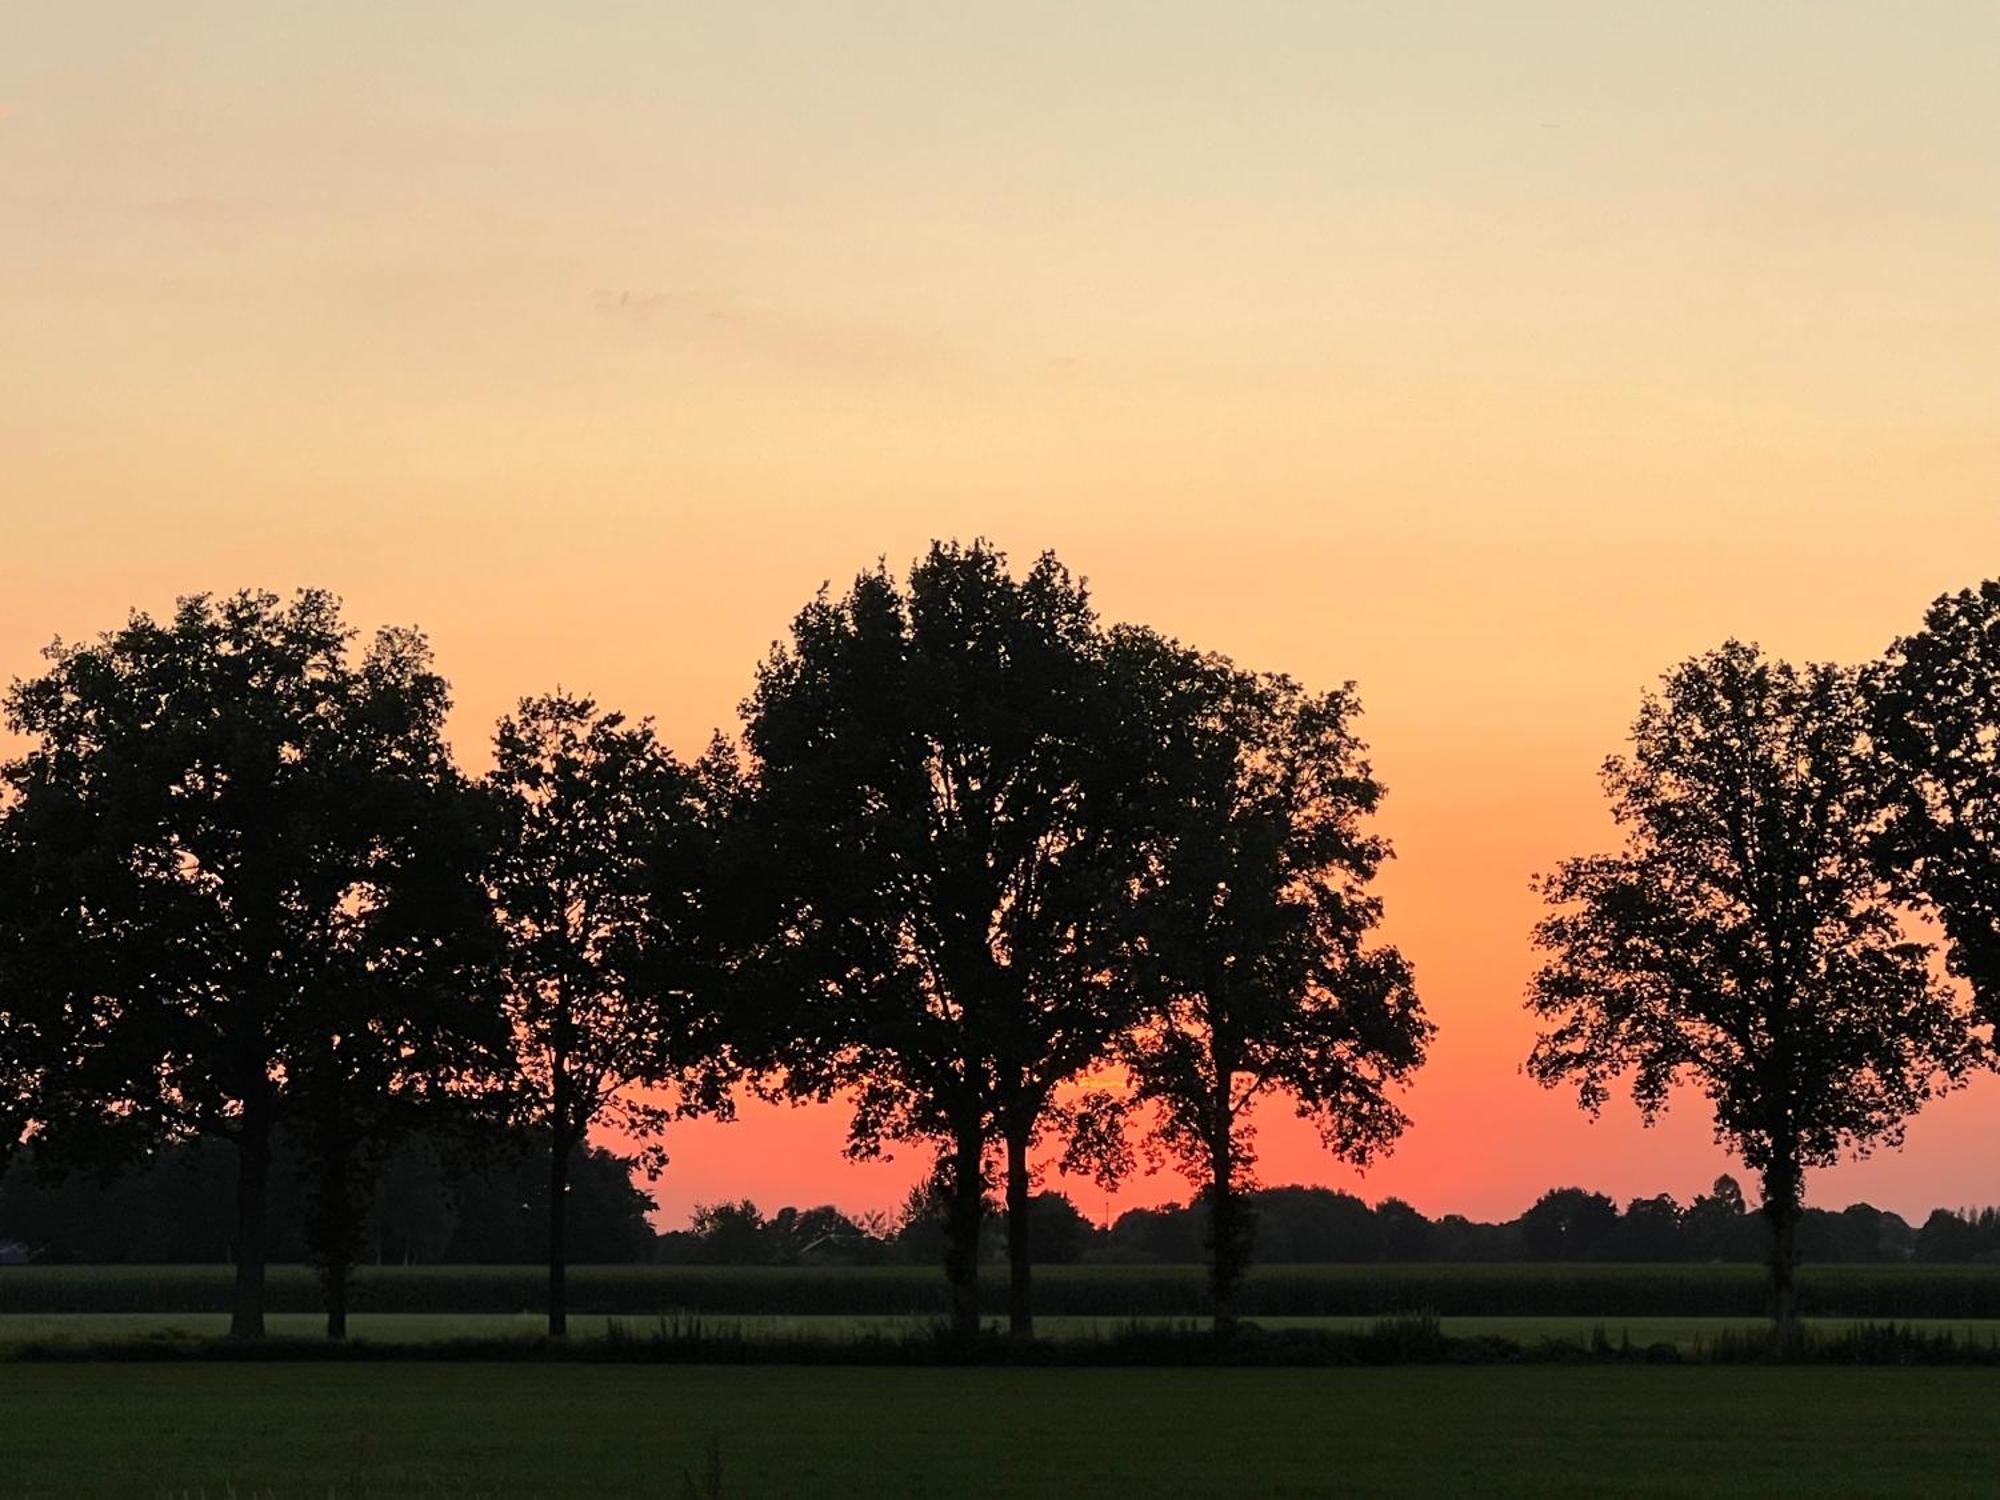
2, 1362, 1997, 1497
9, 1261, 2000, 1318
8, 1309, 2000, 1353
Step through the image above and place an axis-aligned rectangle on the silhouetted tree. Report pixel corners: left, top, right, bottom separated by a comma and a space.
433, 1128, 658, 1264
768, 1204, 872, 1264
741, 542, 1152, 1339
291, 935, 504, 1332
1246, 1187, 1381, 1263
1430, 1212, 1519, 1263
688, 1199, 769, 1264
290, 704, 503, 1337
1374, 1197, 1436, 1261
0, 1137, 285, 1263
1681, 1175, 1759, 1262
1869, 581, 2000, 1015
1914, 1206, 2000, 1265
0, 590, 494, 1337
997, 1190, 1096, 1266
366, 1135, 457, 1265
0, 1125, 661, 1265
889, 1172, 954, 1269
1611, 1194, 1686, 1261
1799, 1201, 1913, 1263
1518, 1188, 1619, 1260
1528, 641, 1980, 1336
1122, 647, 1428, 1332
487, 693, 737, 1335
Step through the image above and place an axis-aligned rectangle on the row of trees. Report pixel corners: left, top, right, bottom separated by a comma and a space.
0, 542, 1427, 1339
1527, 582, 2000, 1334
2, 549, 1995, 1341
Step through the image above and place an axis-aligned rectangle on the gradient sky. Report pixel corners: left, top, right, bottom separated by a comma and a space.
4, 3, 1998, 1228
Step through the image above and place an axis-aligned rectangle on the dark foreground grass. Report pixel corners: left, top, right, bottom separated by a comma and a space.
3, 1363, 1999, 1497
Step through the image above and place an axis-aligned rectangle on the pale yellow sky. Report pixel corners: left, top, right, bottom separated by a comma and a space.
3, 2, 1997, 1223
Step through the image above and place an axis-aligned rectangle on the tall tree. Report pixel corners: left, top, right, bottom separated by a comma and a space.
485, 693, 735, 1337
1869, 580, 2000, 1014
1119, 646, 1427, 1333
289, 755, 506, 1337
1527, 641, 1981, 1336
741, 541, 1149, 1339
0, 590, 491, 1337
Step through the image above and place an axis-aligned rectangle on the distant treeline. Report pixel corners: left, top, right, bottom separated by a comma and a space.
13, 1144, 2000, 1269
0, 1128, 655, 1267
666, 1178, 2000, 1268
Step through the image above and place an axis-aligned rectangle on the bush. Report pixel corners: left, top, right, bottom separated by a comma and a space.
8, 1261, 2000, 1319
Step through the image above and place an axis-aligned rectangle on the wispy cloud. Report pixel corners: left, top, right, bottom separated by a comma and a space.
591, 288, 951, 382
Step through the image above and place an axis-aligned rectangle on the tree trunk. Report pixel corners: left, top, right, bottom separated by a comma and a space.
1761, 1154, 1803, 1346
325, 1257, 349, 1341
1207, 1128, 1249, 1339
229, 1107, 273, 1341
1004, 1118, 1034, 1340
548, 1128, 570, 1339
315, 1125, 353, 1340
942, 1124, 985, 1342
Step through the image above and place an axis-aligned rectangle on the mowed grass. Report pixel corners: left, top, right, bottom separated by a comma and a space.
2, 1363, 1999, 1497
9, 1309, 2000, 1351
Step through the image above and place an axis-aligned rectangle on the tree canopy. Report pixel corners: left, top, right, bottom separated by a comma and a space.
1118, 642, 1428, 1329
0, 589, 499, 1336
1870, 580, 2000, 1015
740, 541, 1157, 1337
1527, 640, 1983, 1332
485, 691, 738, 1334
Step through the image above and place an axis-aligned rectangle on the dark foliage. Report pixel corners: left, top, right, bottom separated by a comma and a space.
1869, 580, 2000, 1017
485, 692, 739, 1334
13, 1313, 2000, 1367
1112, 639, 1428, 1330
0, 1128, 658, 1267
1527, 641, 1982, 1332
0, 591, 505, 1337
739, 541, 1160, 1337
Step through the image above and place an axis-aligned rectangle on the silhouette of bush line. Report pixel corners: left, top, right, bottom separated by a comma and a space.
9, 1314, 2000, 1366
13, 1263, 2000, 1318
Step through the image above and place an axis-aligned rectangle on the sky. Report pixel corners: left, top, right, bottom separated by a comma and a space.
3, 2, 1997, 1229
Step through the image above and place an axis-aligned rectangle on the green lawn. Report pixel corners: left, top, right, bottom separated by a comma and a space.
2, 1363, 1998, 1497
6, 1309, 2000, 1351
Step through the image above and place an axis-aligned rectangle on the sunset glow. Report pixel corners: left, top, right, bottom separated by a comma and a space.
5, 2, 1998, 1228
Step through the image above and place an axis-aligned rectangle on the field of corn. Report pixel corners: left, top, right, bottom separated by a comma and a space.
8, 1261, 2000, 1319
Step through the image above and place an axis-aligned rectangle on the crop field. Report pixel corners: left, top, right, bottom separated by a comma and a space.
10, 1261, 2000, 1319
3, 1363, 1999, 1497
9, 1310, 2000, 1355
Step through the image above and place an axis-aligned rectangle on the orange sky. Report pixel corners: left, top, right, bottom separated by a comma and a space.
3, 3, 1997, 1227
